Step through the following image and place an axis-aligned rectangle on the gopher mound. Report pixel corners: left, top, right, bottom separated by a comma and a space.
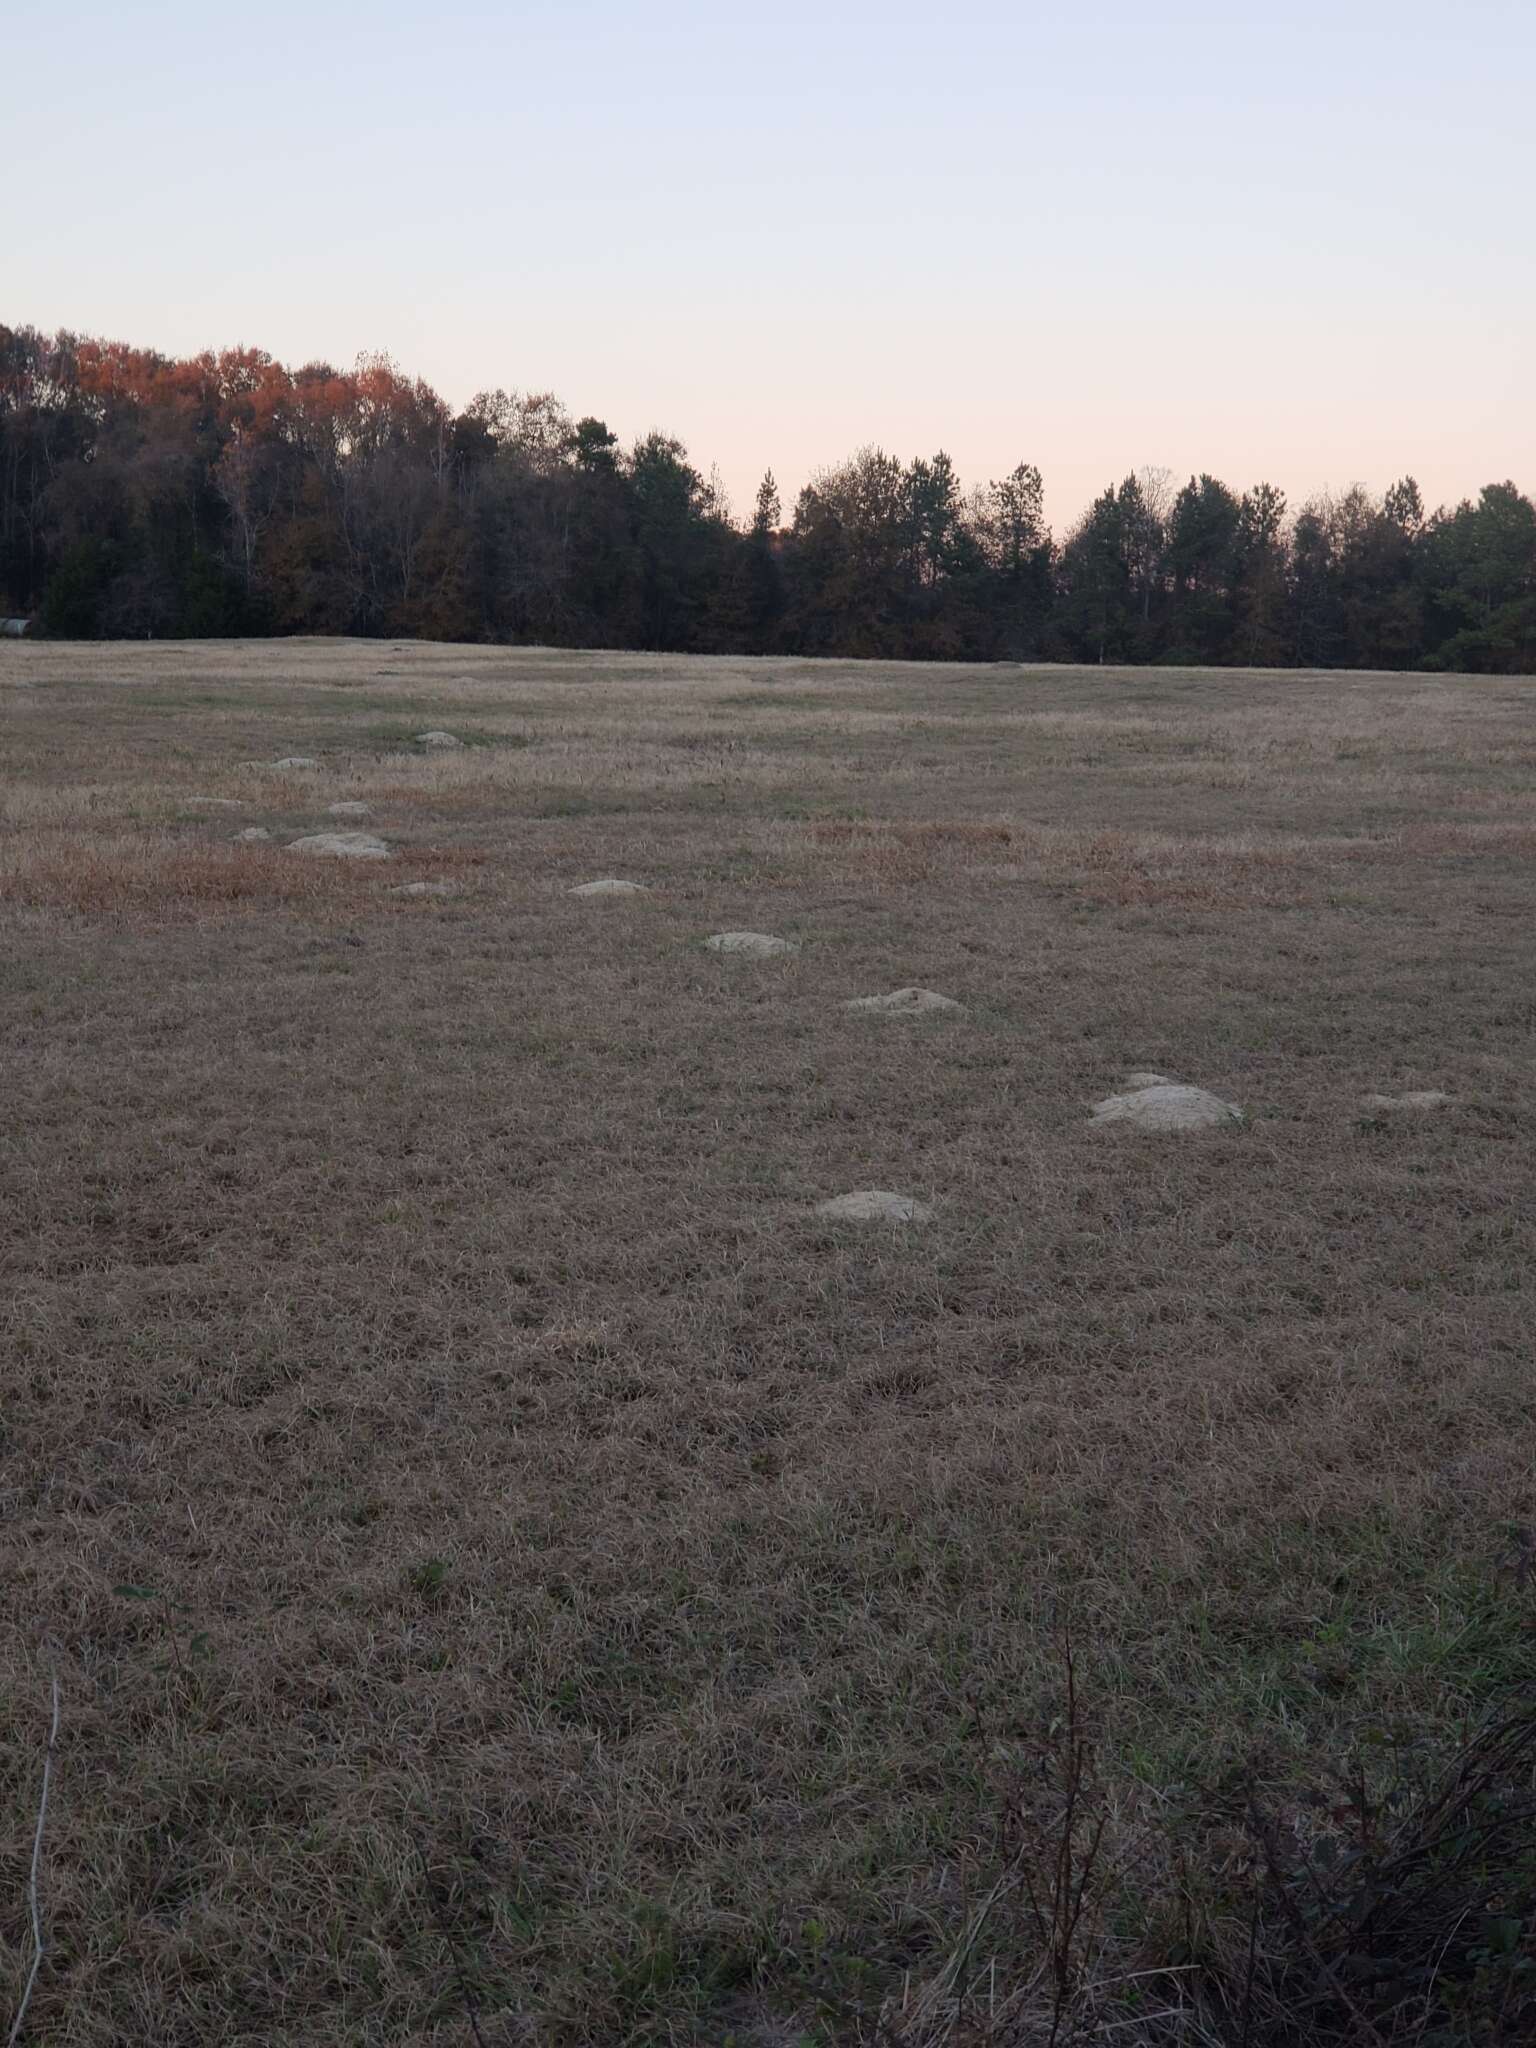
705, 931, 799, 956
842, 987, 963, 1015
816, 1190, 934, 1223
286, 832, 390, 860
1091, 1083, 1242, 1131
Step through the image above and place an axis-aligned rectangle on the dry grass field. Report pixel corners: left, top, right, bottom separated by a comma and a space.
3, 640, 1536, 2046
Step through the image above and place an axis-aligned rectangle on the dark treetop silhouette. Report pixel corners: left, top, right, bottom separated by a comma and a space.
3, 326, 1532, 671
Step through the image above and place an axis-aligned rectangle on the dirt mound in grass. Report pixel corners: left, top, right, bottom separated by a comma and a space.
415, 730, 463, 748
1091, 1083, 1242, 1131
231, 826, 271, 843
389, 881, 457, 897
270, 755, 318, 769
706, 931, 799, 956
842, 987, 963, 1015
569, 879, 648, 896
286, 832, 390, 860
816, 1190, 934, 1223
1122, 1070, 1178, 1089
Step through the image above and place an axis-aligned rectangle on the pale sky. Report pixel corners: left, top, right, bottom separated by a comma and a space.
13, 0, 1534, 530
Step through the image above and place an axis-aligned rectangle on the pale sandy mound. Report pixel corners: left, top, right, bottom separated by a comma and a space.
816, 1190, 935, 1223
415, 730, 463, 748
1362, 1090, 1452, 1111
706, 931, 799, 956
327, 800, 374, 818
389, 881, 458, 897
1122, 1070, 1178, 1090
843, 987, 963, 1015
569, 879, 648, 897
1091, 1083, 1242, 1131
185, 795, 244, 809
231, 826, 272, 843
286, 831, 390, 860
271, 755, 319, 769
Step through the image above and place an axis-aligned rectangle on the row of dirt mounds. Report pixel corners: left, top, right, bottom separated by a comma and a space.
578, 884, 961, 1217
217, 802, 1458, 1214
254, 733, 461, 770
217, 739, 465, 874
560, 872, 1458, 1223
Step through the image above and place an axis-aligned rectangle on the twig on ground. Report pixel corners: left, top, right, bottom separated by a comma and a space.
412, 1831, 489, 2048
7, 1671, 61, 2048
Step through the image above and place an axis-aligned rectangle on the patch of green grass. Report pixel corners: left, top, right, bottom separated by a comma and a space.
533, 790, 634, 816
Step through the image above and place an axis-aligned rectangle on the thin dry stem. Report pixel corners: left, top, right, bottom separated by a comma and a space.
7, 1672, 60, 2048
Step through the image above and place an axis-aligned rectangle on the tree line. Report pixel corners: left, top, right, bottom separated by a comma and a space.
3, 324, 1533, 671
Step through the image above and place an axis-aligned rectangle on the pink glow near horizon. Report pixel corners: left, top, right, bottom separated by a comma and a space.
11, 1, 1534, 532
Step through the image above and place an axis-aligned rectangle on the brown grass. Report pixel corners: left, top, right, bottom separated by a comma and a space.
3, 638, 1536, 2045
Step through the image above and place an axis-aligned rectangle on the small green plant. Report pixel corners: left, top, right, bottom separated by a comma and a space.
112, 1583, 214, 1676
408, 1557, 451, 1602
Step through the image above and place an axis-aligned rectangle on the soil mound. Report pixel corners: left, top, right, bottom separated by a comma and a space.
286, 832, 390, 860
816, 1190, 934, 1223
